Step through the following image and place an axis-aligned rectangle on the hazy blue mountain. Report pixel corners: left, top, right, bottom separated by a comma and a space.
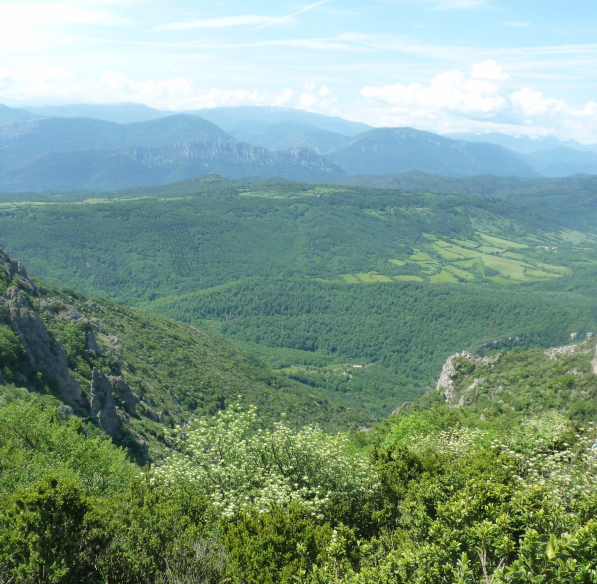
0, 141, 346, 191
327, 127, 539, 177
523, 147, 597, 177
0, 103, 37, 124
0, 114, 233, 166
26, 102, 172, 124
229, 121, 351, 153
188, 106, 371, 138
446, 132, 589, 154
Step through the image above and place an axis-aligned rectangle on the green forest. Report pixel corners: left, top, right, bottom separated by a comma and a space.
1, 175, 597, 581
1, 178, 597, 415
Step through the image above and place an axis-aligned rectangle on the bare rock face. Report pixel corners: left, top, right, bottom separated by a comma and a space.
110, 375, 140, 416
437, 351, 500, 401
1, 286, 86, 406
545, 344, 578, 360
592, 345, 597, 375
90, 368, 121, 436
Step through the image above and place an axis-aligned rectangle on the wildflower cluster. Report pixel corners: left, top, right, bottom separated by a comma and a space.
154, 403, 376, 518
409, 425, 488, 460
492, 414, 597, 509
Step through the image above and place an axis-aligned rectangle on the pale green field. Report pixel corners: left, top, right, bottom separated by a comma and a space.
445, 266, 476, 280
428, 270, 459, 283
394, 275, 424, 282
479, 233, 528, 249
356, 273, 394, 283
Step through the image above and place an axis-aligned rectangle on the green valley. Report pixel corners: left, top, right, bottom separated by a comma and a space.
1, 177, 596, 417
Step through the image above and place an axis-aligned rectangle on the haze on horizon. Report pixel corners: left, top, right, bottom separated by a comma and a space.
1, 0, 596, 142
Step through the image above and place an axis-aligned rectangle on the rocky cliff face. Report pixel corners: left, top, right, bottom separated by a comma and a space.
117, 140, 347, 177
0, 246, 164, 459
437, 351, 500, 405
0, 249, 86, 406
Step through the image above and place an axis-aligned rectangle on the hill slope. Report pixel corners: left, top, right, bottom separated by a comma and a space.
191, 105, 371, 138
0, 104, 36, 125
0, 142, 346, 191
332, 171, 597, 231
2, 178, 596, 416
0, 114, 233, 165
436, 335, 597, 418
327, 128, 540, 177
26, 102, 172, 124
0, 245, 369, 461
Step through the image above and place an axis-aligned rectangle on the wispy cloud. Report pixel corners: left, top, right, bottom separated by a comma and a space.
503, 21, 531, 28
255, 0, 332, 30
387, 0, 493, 11
153, 0, 331, 32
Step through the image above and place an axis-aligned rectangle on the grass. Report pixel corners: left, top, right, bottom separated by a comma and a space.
479, 233, 528, 249
428, 270, 459, 284
445, 266, 476, 280
356, 273, 393, 283
393, 275, 424, 282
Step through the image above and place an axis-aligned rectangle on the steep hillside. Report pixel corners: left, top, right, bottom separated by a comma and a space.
436, 335, 597, 418
0, 104, 36, 125
0, 142, 346, 191
327, 128, 539, 177
332, 171, 597, 231
231, 121, 350, 153
2, 178, 596, 416
524, 147, 597, 177
0, 246, 369, 461
445, 131, 589, 154
0, 114, 233, 166
191, 105, 371, 138
26, 102, 172, 124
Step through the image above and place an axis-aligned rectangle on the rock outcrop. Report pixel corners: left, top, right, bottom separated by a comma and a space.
437, 351, 500, 401
1, 286, 86, 406
90, 368, 121, 436
545, 344, 578, 360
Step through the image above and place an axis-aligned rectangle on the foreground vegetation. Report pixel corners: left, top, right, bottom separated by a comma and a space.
2, 382, 597, 583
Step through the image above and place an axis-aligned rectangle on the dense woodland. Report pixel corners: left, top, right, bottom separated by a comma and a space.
1, 178, 596, 416
1, 174, 597, 581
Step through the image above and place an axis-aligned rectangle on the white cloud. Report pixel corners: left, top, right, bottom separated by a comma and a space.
471, 60, 512, 80
392, 0, 492, 11
298, 83, 338, 113
357, 63, 597, 142
503, 21, 531, 28
154, 0, 331, 32
510, 88, 565, 116
0, 68, 296, 111
362, 67, 508, 115
0, 2, 133, 51
153, 15, 274, 31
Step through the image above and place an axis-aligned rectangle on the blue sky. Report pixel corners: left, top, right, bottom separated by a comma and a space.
1, 0, 596, 141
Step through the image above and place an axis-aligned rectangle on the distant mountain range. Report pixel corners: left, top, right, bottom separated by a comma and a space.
445, 131, 591, 154
326, 127, 538, 177
0, 102, 596, 190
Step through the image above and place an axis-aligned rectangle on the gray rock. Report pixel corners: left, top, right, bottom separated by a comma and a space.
437, 351, 500, 401
1, 287, 86, 406
90, 368, 121, 436
110, 375, 140, 416
57, 404, 74, 419
86, 328, 102, 355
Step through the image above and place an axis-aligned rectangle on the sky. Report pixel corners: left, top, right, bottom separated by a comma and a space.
1, 0, 597, 142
